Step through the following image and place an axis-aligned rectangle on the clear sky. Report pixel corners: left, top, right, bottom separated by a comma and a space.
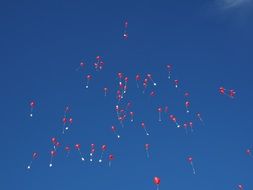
1, 0, 253, 190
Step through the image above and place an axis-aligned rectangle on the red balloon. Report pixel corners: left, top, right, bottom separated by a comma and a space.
187, 156, 193, 162
62, 117, 67, 123
50, 150, 56, 156
30, 101, 35, 107
75, 144, 81, 150
153, 177, 161, 185
65, 146, 70, 151
109, 154, 114, 160
51, 137, 57, 144
102, 145, 107, 151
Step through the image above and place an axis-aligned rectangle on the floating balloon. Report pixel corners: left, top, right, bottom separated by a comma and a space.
229, 89, 236, 98
185, 101, 190, 113
123, 20, 128, 39
147, 74, 157, 86
29, 100, 35, 117
219, 87, 225, 95
76, 61, 85, 71
108, 154, 114, 167
174, 79, 179, 88
145, 144, 150, 158
150, 91, 156, 97
169, 115, 180, 128
189, 121, 194, 133
196, 112, 204, 126
187, 156, 196, 175
111, 125, 120, 138
118, 116, 125, 128
157, 107, 162, 122
238, 184, 244, 190
104, 87, 108, 97
117, 72, 123, 85
184, 92, 190, 99
141, 122, 150, 136
62, 117, 67, 134
167, 64, 172, 79
27, 152, 38, 170
164, 106, 168, 113
183, 123, 188, 135
51, 137, 57, 150
65, 146, 70, 157
49, 150, 56, 167
143, 81, 148, 94
129, 111, 134, 122
136, 74, 141, 88
153, 177, 161, 190
75, 144, 85, 161
246, 149, 253, 158
85, 74, 92, 88
99, 144, 107, 163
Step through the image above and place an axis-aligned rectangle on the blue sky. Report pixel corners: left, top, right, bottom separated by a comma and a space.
0, 0, 253, 190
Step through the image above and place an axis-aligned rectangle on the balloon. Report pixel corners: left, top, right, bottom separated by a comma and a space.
104, 87, 108, 96
153, 177, 161, 185
65, 146, 70, 157
111, 125, 120, 138
158, 107, 162, 122
141, 122, 150, 136
196, 112, 204, 126
145, 144, 150, 158
108, 154, 114, 167
238, 184, 244, 190
49, 150, 56, 167
174, 80, 179, 88
123, 20, 128, 39
85, 74, 92, 88
99, 144, 107, 163
167, 64, 172, 79
29, 100, 36, 117
75, 144, 85, 161
187, 156, 196, 174
136, 74, 141, 88
129, 111, 134, 122
185, 101, 190, 113
147, 73, 157, 86
27, 152, 39, 169
51, 137, 57, 148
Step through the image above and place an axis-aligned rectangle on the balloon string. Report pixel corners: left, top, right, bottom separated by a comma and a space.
27, 160, 33, 169
184, 128, 188, 136
49, 156, 53, 167
78, 149, 84, 160
146, 150, 150, 159
144, 128, 149, 136
191, 162, 196, 175
99, 151, 104, 162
